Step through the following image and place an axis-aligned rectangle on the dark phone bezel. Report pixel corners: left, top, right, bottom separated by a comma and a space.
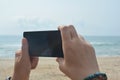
23, 30, 63, 57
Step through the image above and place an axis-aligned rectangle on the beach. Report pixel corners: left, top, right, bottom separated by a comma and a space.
0, 57, 120, 80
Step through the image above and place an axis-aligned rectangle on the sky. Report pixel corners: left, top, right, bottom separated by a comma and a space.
0, 0, 120, 36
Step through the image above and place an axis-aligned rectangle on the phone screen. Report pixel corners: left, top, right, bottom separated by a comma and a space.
23, 30, 63, 57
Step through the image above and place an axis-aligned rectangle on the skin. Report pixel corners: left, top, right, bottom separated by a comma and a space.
56, 25, 100, 80
12, 38, 39, 80
12, 25, 99, 80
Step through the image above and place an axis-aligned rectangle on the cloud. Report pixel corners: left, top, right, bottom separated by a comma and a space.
0, 16, 59, 35
16, 16, 57, 29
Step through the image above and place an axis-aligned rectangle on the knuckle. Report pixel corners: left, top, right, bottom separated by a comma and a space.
59, 65, 64, 72
61, 26, 68, 31
15, 50, 21, 57
68, 25, 75, 31
68, 25, 74, 28
15, 50, 20, 54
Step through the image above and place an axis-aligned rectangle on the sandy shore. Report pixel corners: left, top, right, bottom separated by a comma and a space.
0, 57, 120, 80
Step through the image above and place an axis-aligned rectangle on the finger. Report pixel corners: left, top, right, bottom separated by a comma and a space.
56, 57, 61, 62
22, 38, 29, 58
68, 25, 78, 39
56, 57, 64, 65
58, 26, 72, 42
15, 50, 21, 57
31, 57, 39, 69
15, 50, 22, 61
56, 57, 64, 71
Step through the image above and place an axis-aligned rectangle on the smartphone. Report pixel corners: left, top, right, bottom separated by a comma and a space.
23, 30, 63, 57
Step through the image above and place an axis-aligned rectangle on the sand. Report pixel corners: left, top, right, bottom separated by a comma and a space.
0, 57, 120, 80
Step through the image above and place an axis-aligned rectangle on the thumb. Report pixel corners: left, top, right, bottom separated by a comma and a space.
56, 58, 64, 71
22, 38, 29, 58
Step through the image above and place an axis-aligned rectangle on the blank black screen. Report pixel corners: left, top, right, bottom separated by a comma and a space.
23, 30, 63, 57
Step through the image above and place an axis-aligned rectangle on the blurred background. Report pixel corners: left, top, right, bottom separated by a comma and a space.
0, 0, 120, 58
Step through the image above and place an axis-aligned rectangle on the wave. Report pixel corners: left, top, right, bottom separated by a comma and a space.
0, 44, 21, 48
90, 42, 120, 46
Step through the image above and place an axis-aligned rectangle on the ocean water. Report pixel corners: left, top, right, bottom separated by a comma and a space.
85, 36, 120, 57
0, 35, 22, 59
0, 35, 120, 58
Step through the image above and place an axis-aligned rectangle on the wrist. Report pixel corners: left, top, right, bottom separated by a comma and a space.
12, 76, 29, 80
70, 69, 100, 80
12, 72, 30, 80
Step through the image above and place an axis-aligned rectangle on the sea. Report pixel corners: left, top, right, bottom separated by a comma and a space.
0, 35, 120, 59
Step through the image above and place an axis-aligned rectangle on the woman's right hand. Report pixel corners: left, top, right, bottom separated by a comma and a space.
56, 25, 100, 80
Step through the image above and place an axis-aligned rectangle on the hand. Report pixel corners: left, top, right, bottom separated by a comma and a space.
56, 25, 100, 80
12, 38, 39, 80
